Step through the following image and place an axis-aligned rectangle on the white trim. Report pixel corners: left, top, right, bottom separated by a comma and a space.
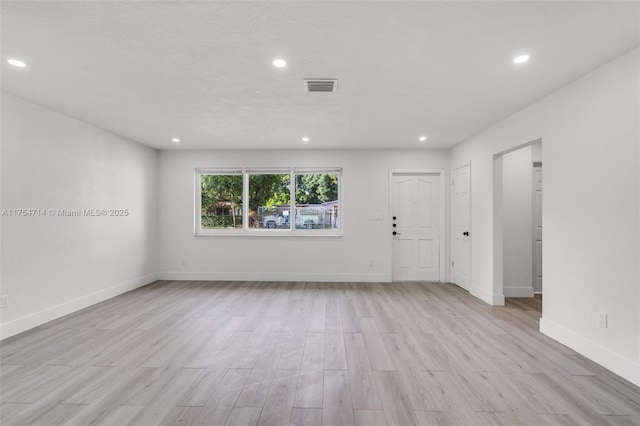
540, 317, 640, 387
503, 286, 535, 297
157, 271, 390, 283
493, 155, 505, 299
195, 167, 343, 174
532, 164, 543, 294
194, 232, 344, 238
243, 171, 250, 230
471, 285, 505, 306
389, 168, 447, 283
194, 169, 201, 235
0, 273, 158, 340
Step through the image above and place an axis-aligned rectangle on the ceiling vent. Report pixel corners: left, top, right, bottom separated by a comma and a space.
304, 79, 338, 93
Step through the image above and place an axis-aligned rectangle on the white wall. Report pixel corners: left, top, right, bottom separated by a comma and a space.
502, 146, 533, 297
0, 93, 159, 339
531, 140, 542, 163
158, 149, 450, 282
451, 48, 639, 385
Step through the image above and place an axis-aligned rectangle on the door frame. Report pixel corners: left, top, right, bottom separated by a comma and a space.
389, 169, 446, 282
452, 161, 472, 291
532, 163, 543, 294
493, 138, 542, 303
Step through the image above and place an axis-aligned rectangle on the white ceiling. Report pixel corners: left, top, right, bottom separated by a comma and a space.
2, 1, 638, 150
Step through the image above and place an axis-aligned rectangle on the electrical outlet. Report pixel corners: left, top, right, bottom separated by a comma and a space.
0, 295, 8, 309
598, 312, 608, 328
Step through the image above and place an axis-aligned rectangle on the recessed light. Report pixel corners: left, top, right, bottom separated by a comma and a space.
513, 54, 530, 64
7, 58, 26, 68
302, 137, 310, 142
172, 138, 180, 143
273, 58, 287, 68
418, 136, 427, 142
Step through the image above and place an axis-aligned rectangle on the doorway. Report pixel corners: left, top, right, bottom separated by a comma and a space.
390, 171, 445, 282
493, 140, 542, 299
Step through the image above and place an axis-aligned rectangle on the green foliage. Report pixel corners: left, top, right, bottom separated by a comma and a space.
201, 174, 243, 228
296, 173, 339, 204
201, 215, 243, 229
265, 189, 291, 207
249, 174, 290, 210
201, 174, 243, 214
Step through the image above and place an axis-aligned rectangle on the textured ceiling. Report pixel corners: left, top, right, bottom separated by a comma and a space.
1, 1, 639, 150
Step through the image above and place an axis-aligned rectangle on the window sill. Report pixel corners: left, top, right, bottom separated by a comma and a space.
194, 229, 343, 237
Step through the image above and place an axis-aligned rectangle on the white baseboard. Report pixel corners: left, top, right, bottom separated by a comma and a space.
503, 286, 535, 297
0, 273, 158, 340
157, 271, 391, 283
540, 317, 640, 387
470, 285, 505, 306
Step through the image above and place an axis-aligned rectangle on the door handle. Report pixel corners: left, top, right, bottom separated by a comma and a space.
393, 231, 401, 236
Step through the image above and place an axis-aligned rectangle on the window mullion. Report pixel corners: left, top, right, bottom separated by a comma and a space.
243, 172, 249, 231
290, 171, 296, 233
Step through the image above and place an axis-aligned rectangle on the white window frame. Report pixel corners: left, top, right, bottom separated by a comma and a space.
195, 167, 342, 237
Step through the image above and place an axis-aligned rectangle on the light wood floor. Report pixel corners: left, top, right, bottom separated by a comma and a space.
2, 281, 639, 426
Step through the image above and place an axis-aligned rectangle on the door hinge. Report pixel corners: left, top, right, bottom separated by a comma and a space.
452, 179, 454, 185
452, 260, 454, 268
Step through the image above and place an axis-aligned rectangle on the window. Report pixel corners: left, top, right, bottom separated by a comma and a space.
195, 168, 341, 236
295, 172, 340, 230
248, 173, 291, 229
200, 173, 243, 229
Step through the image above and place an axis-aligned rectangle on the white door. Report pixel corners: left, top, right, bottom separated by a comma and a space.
533, 166, 543, 293
391, 173, 440, 281
452, 163, 471, 290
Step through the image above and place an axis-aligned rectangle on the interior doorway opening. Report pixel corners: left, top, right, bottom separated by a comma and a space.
493, 139, 542, 300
